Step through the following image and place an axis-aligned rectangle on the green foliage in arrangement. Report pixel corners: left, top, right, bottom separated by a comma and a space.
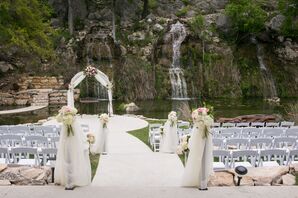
225, 0, 267, 35
278, 0, 298, 38
0, 0, 56, 59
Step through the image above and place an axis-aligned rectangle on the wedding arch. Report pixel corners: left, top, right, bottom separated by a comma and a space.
67, 67, 113, 116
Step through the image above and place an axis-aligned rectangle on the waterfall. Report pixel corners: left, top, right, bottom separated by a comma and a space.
251, 37, 278, 100
169, 21, 189, 100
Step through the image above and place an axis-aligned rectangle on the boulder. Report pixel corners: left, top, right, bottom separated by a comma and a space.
0, 164, 7, 173
124, 102, 140, 112
282, 174, 296, 186
268, 14, 285, 32
0, 180, 11, 186
153, 24, 164, 32
216, 14, 232, 33
208, 171, 235, 186
0, 61, 13, 73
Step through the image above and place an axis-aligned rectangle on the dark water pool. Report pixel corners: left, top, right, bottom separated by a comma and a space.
0, 98, 297, 125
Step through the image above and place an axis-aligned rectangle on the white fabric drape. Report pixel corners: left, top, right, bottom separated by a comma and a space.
67, 69, 113, 115
181, 122, 214, 188
160, 121, 178, 153
90, 122, 109, 154
55, 117, 91, 187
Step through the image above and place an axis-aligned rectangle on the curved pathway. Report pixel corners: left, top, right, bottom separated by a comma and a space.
91, 115, 184, 187
0, 105, 47, 115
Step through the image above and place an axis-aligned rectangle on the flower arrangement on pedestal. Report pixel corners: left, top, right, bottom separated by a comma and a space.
99, 113, 109, 128
84, 65, 98, 77
168, 111, 178, 127
56, 106, 78, 136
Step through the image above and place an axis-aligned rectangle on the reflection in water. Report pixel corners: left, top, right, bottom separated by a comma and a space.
0, 98, 296, 125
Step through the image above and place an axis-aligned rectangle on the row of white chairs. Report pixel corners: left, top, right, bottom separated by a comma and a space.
213, 137, 298, 150
0, 135, 59, 148
212, 121, 295, 128
0, 147, 57, 166
213, 149, 298, 170
211, 127, 298, 138
0, 125, 60, 137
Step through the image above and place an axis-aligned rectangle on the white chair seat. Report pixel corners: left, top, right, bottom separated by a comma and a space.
213, 162, 226, 170
0, 158, 7, 164
18, 159, 37, 166
261, 161, 280, 167
46, 160, 56, 167
234, 161, 253, 168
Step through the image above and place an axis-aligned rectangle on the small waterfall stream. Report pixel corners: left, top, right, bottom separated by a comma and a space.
251, 37, 278, 100
169, 22, 189, 100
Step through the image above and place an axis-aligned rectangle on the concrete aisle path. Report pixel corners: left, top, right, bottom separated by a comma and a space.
92, 115, 184, 187
0, 105, 47, 115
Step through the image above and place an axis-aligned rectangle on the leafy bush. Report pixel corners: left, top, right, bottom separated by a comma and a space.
176, 6, 189, 17
225, 0, 267, 35
148, 0, 158, 9
0, 0, 55, 59
278, 0, 298, 38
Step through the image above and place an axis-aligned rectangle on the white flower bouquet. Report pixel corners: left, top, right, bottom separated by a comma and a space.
87, 133, 95, 144
99, 113, 109, 128
56, 106, 78, 136
177, 135, 191, 155
84, 65, 98, 77
192, 107, 213, 138
168, 111, 177, 127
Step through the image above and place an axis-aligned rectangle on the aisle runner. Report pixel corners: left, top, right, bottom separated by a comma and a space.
91, 116, 184, 187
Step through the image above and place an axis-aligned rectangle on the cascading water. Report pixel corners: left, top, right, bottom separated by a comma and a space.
251, 37, 279, 101
169, 22, 189, 100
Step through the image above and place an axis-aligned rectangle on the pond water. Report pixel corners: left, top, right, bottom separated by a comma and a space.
0, 98, 297, 125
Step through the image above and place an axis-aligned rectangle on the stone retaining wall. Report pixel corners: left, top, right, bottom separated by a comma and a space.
0, 89, 80, 106
18, 76, 64, 90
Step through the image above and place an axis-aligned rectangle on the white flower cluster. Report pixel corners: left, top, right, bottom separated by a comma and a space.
56, 106, 78, 136
99, 113, 109, 128
192, 107, 213, 138
84, 65, 98, 77
168, 111, 177, 127
87, 133, 95, 144
177, 135, 190, 155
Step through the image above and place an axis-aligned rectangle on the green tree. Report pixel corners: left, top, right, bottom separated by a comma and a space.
278, 0, 298, 38
225, 0, 267, 36
0, 0, 55, 59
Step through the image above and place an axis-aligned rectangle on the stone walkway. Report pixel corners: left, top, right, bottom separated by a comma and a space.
0, 105, 47, 115
92, 115, 184, 187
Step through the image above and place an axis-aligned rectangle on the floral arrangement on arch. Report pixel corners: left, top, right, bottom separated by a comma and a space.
168, 111, 178, 127
177, 134, 191, 155
56, 106, 78, 136
99, 113, 109, 128
192, 107, 214, 138
84, 65, 98, 77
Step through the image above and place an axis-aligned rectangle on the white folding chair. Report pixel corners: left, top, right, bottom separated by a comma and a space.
0, 135, 23, 147
258, 149, 287, 167
236, 123, 250, 127
0, 147, 9, 164
152, 131, 161, 152
262, 128, 284, 138
213, 138, 225, 150
273, 137, 296, 149
249, 138, 273, 149
41, 148, 57, 166
285, 128, 298, 138
212, 122, 221, 128
266, 122, 279, 127
0, 126, 9, 135
11, 147, 40, 166
25, 136, 49, 148
43, 126, 58, 137
286, 149, 298, 165
251, 122, 265, 128
148, 124, 162, 145
230, 150, 258, 168
49, 136, 60, 148
280, 121, 295, 128
241, 127, 262, 138
33, 125, 45, 136
220, 128, 242, 138
10, 126, 29, 136
213, 150, 230, 170
225, 138, 249, 150
222, 123, 236, 128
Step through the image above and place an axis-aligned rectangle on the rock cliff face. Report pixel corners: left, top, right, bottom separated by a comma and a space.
0, 0, 297, 101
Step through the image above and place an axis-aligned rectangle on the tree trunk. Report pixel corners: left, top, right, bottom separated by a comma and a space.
68, 0, 74, 35
142, 0, 149, 19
